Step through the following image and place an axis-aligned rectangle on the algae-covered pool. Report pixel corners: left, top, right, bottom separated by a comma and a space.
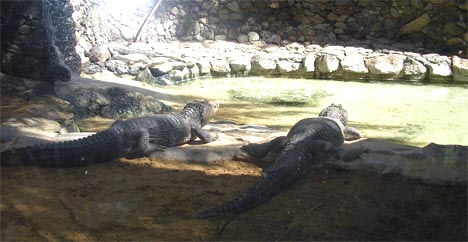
153, 77, 468, 147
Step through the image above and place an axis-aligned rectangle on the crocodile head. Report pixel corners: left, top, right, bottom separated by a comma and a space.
318, 103, 348, 126
183, 100, 219, 125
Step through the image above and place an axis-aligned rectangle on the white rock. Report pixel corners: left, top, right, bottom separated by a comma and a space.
365, 54, 405, 76
316, 54, 340, 73
341, 53, 368, 74
303, 53, 316, 72
452, 56, 468, 82
277, 60, 300, 73
248, 32, 260, 42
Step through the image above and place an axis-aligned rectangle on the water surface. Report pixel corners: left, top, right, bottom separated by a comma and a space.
157, 77, 468, 147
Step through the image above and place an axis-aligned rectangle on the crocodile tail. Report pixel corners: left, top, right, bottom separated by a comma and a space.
0, 130, 123, 168
198, 145, 313, 218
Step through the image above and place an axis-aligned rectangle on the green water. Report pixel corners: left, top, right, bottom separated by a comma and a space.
158, 77, 468, 147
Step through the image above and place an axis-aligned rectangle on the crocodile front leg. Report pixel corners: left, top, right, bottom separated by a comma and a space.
193, 126, 217, 143
241, 136, 288, 158
344, 126, 364, 140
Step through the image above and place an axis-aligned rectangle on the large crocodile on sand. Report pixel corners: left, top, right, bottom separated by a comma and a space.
1, 100, 218, 168
197, 104, 366, 218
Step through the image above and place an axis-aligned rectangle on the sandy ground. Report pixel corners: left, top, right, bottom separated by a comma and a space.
1, 156, 466, 241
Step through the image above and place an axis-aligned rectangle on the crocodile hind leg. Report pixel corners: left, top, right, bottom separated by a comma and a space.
125, 129, 166, 159
241, 136, 288, 158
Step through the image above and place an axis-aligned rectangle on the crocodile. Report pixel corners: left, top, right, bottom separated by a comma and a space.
1, 100, 219, 168
197, 104, 366, 218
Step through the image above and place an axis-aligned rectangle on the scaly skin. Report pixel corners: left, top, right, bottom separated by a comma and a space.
198, 104, 366, 218
1, 100, 218, 168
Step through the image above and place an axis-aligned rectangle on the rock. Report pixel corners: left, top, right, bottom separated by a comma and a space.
277, 60, 300, 73
365, 54, 405, 76
402, 57, 427, 80
248, 32, 260, 42
226, 1, 240, 12
327, 139, 467, 185
84, 64, 103, 74
399, 13, 431, 35
452, 56, 468, 82
237, 34, 249, 43
229, 57, 252, 76
61, 87, 172, 119
250, 54, 278, 74
167, 67, 191, 83
113, 53, 149, 63
303, 53, 316, 73
321, 45, 345, 60
189, 65, 201, 79
284, 42, 305, 54
89, 44, 111, 63
443, 22, 465, 36
423, 54, 452, 82
214, 35, 227, 41
316, 54, 340, 73
427, 63, 452, 82
105, 60, 128, 75
210, 59, 231, 76
149, 61, 186, 77
341, 53, 368, 75
197, 59, 212, 75
268, 34, 281, 44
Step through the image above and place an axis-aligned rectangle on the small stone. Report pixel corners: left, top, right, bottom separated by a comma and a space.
237, 34, 249, 43
248, 32, 260, 42
214, 35, 227, 41
268, 34, 281, 44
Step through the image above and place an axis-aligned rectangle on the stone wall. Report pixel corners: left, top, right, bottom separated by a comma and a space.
73, 0, 467, 62
1, 0, 467, 83
0, 0, 77, 83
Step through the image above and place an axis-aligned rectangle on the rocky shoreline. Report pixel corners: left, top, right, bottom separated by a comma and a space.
84, 40, 468, 85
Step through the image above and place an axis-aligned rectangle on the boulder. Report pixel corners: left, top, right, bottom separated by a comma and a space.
149, 61, 186, 77
229, 57, 252, 76
277, 60, 300, 73
316, 54, 340, 73
89, 44, 111, 63
303, 53, 316, 73
210, 59, 231, 76
341, 53, 368, 75
399, 13, 431, 35
61, 87, 172, 119
197, 59, 212, 75
402, 57, 427, 80
452, 56, 468, 82
365, 54, 404, 77
250, 54, 278, 74
423, 54, 452, 82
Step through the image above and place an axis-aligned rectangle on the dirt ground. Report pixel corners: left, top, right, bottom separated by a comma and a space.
1, 156, 466, 241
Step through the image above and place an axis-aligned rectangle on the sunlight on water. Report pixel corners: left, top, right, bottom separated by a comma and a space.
154, 77, 468, 147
